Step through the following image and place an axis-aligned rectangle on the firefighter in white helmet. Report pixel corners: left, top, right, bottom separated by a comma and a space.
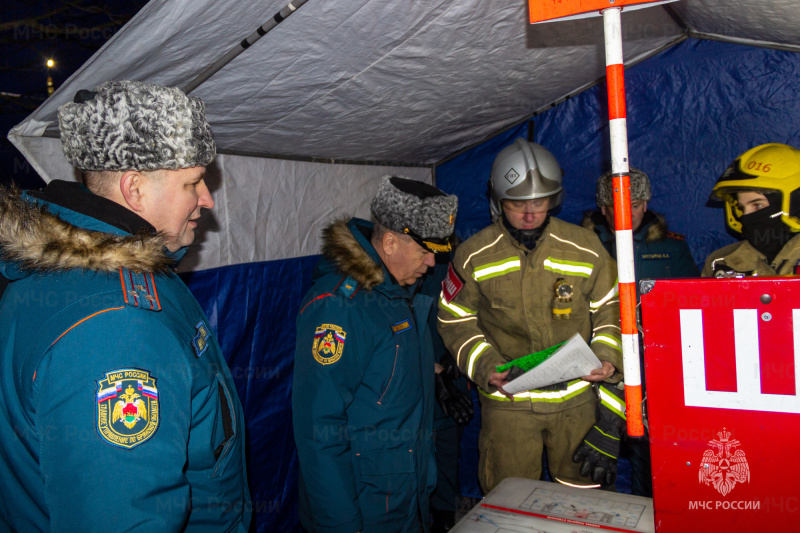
703, 143, 800, 277
437, 138, 624, 492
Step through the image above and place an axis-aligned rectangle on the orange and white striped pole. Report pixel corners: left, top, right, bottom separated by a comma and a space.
603, 7, 644, 437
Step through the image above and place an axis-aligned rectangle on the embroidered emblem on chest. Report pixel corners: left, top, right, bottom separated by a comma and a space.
96, 368, 159, 449
313, 324, 346, 365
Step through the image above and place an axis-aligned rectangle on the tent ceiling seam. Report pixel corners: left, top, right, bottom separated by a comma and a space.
662, 4, 691, 35
688, 32, 800, 53
256, 0, 454, 133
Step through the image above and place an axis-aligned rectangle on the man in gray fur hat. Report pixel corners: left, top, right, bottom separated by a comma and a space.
582, 167, 698, 497
0, 81, 251, 531
293, 176, 457, 532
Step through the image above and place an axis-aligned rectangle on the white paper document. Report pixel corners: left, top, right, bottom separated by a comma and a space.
502, 333, 601, 394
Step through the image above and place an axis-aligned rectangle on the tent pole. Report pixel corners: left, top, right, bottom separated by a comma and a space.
602, 7, 645, 438
183, 0, 309, 94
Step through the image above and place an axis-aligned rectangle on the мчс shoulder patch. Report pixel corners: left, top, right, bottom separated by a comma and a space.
441, 263, 464, 304
313, 324, 346, 365
96, 368, 159, 449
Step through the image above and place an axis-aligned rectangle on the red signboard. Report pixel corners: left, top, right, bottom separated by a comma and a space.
641, 278, 800, 531
528, 0, 675, 24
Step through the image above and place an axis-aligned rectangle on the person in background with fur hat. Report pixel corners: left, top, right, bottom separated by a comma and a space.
582, 167, 698, 497
292, 176, 457, 533
0, 81, 251, 531
583, 168, 698, 284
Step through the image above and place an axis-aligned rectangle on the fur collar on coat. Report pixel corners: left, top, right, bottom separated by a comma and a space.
320, 219, 384, 290
0, 186, 172, 274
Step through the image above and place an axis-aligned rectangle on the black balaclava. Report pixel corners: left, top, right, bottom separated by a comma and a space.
502, 212, 550, 250
739, 193, 796, 264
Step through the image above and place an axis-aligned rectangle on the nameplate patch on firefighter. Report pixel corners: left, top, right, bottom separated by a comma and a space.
641, 253, 670, 260
96, 368, 160, 449
192, 320, 211, 358
441, 263, 464, 304
313, 324, 346, 365
391, 320, 412, 335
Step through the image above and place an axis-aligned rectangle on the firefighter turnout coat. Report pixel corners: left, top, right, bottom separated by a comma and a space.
437, 217, 622, 411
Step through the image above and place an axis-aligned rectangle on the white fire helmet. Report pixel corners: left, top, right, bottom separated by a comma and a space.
489, 138, 564, 217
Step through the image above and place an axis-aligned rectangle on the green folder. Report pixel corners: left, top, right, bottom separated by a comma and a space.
496, 340, 567, 373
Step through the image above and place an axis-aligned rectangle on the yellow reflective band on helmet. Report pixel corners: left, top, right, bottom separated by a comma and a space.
481, 379, 590, 402
543, 257, 593, 278
591, 333, 622, 352
599, 386, 626, 419
467, 341, 491, 379
439, 294, 476, 318
473, 258, 521, 282
590, 282, 619, 311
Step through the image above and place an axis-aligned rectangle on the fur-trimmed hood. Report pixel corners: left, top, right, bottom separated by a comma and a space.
581, 210, 667, 243
0, 186, 174, 276
319, 218, 384, 290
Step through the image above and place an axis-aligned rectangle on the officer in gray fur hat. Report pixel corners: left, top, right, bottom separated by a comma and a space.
293, 176, 457, 532
0, 81, 251, 531
582, 167, 697, 497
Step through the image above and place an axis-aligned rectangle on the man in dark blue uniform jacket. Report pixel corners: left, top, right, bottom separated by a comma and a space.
583, 168, 699, 283
582, 167, 698, 497
0, 81, 251, 531
293, 176, 458, 533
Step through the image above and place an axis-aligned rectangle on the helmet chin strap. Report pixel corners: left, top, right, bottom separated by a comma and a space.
740, 197, 796, 263
502, 212, 551, 250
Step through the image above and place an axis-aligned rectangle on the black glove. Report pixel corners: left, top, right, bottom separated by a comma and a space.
439, 352, 461, 381
434, 367, 474, 425
572, 383, 626, 486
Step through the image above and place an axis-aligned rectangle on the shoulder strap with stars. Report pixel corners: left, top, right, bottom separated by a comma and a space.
118, 268, 162, 311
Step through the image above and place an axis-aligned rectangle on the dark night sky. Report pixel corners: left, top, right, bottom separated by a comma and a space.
1, 0, 148, 187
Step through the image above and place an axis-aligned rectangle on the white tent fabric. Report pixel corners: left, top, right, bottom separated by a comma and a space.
9, 0, 800, 270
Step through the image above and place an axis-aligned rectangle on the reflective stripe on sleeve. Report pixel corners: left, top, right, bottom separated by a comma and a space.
599, 386, 626, 419
466, 341, 491, 379
591, 333, 622, 352
590, 282, 620, 311
438, 315, 478, 324
439, 294, 476, 318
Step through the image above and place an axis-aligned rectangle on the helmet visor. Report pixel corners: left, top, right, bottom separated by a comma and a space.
501, 197, 551, 214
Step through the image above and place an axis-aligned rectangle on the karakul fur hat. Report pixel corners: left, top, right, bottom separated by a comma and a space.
596, 167, 652, 206
370, 176, 458, 253
58, 80, 216, 171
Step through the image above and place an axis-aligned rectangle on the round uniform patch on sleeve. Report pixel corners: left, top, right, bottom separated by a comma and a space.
96, 368, 160, 449
313, 324, 346, 365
